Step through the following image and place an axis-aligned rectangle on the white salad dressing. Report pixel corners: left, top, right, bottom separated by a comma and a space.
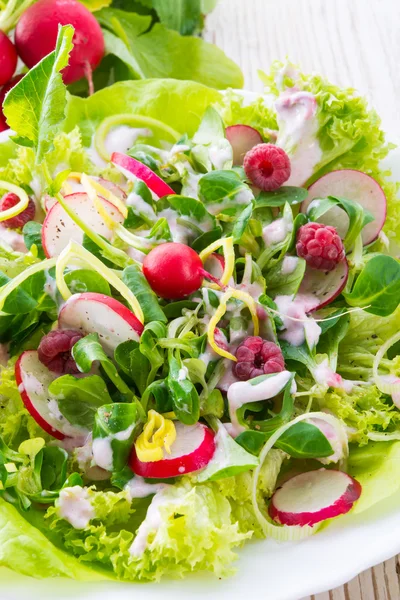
227, 370, 292, 437
274, 293, 321, 347
275, 90, 322, 186
0, 226, 26, 253
206, 187, 254, 216
208, 139, 233, 170
281, 256, 299, 275
262, 216, 293, 246
124, 476, 170, 500
126, 193, 157, 220
58, 486, 95, 530
92, 424, 135, 471
88, 127, 152, 168
129, 489, 180, 557
177, 366, 189, 382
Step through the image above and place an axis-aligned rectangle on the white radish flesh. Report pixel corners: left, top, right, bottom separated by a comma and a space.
269, 469, 362, 526
42, 192, 124, 257
304, 170, 387, 245
58, 292, 144, 356
298, 259, 348, 310
15, 350, 88, 440
225, 125, 263, 166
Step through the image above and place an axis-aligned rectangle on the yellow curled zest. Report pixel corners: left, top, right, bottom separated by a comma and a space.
199, 237, 235, 289
207, 287, 259, 361
0, 257, 57, 313
135, 409, 176, 462
80, 173, 128, 219
0, 181, 29, 223
56, 240, 144, 324
80, 173, 118, 231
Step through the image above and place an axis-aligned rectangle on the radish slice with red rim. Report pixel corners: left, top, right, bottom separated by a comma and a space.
204, 253, 225, 279
269, 469, 361, 526
42, 192, 124, 258
298, 259, 349, 310
59, 292, 144, 356
225, 125, 263, 166
129, 421, 216, 478
15, 350, 88, 440
111, 152, 175, 198
303, 170, 387, 246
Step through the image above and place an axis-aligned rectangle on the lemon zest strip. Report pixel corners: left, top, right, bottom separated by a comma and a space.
135, 409, 176, 462
0, 181, 29, 222
56, 240, 144, 323
207, 287, 259, 361
80, 173, 128, 219
199, 237, 235, 289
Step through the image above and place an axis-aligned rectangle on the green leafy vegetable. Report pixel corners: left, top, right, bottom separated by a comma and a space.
93, 403, 138, 472
256, 187, 308, 208
122, 265, 167, 323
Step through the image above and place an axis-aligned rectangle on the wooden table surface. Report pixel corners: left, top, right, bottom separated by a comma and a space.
204, 1, 400, 598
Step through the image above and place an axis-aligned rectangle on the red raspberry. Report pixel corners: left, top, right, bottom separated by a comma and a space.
0, 192, 35, 229
243, 143, 291, 191
38, 329, 83, 374
296, 222, 345, 271
233, 336, 285, 381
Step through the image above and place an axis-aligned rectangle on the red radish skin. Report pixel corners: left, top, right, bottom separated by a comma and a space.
15, 0, 104, 87
111, 152, 175, 198
298, 259, 349, 311
269, 469, 362, 527
143, 242, 215, 300
58, 292, 144, 356
42, 192, 125, 257
304, 170, 387, 246
225, 125, 263, 166
0, 32, 17, 86
15, 350, 88, 440
130, 422, 216, 479
0, 75, 23, 132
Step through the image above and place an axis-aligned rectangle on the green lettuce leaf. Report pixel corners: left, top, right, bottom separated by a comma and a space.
216, 89, 277, 135
65, 79, 222, 146
96, 9, 243, 90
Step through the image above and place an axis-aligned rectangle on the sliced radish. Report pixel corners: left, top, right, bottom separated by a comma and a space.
63, 176, 127, 200
269, 469, 361, 526
129, 422, 215, 478
225, 125, 263, 166
304, 170, 387, 245
15, 350, 88, 440
59, 292, 144, 356
111, 152, 175, 199
298, 259, 348, 310
42, 192, 124, 258
204, 253, 225, 279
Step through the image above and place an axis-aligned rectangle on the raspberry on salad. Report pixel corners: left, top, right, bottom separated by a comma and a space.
243, 143, 291, 191
0, 192, 35, 229
296, 222, 345, 271
38, 329, 83, 374
233, 336, 285, 381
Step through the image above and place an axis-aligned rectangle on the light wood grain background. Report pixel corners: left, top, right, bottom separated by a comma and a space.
204, 1, 400, 598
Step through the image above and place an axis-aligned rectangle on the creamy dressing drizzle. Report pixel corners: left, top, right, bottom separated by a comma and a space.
274, 293, 321, 347
92, 424, 135, 471
227, 370, 292, 437
124, 476, 170, 500
126, 192, 157, 219
58, 486, 95, 529
281, 256, 299, 275
88, 126, 152, 168
0, 226, 27, 253
262, 217, 292, 246
275, 90, 322, 186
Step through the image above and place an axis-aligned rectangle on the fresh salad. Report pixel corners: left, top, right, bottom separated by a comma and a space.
0, 25, 400, 583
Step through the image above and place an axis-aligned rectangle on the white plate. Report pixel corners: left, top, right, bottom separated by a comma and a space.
2, 118, 400, 600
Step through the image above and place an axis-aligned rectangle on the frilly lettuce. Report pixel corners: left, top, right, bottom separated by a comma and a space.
216, 89, 277, 135
46, 480, 249, 581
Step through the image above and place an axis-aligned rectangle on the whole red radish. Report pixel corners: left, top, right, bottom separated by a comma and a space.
0, 31, 17, 86
15, 0, 104, 89
143, 242, 222, 300
0, 75, 23, 132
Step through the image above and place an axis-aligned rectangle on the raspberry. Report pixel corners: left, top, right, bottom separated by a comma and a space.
0, 192, 35, 229
233, 336, 285, 381
38, 329, 83, 374
296, 222, 345, 271
243, 143, 291, 191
